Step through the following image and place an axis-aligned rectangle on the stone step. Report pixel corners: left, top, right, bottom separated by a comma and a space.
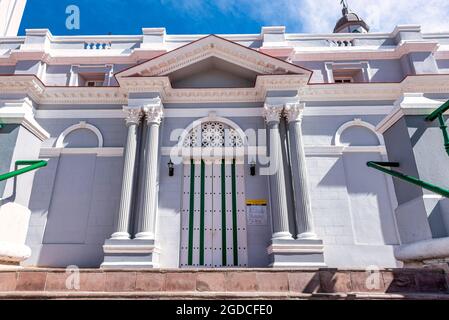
0, 268, 448, 299
1, 292, 449, 300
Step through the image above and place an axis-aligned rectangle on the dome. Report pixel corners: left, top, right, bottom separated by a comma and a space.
333, 5, 370, 33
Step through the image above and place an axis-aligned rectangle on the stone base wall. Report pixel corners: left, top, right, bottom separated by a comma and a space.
0, 268, 447, 299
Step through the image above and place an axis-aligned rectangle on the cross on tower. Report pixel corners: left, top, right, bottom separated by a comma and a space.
340, 0, 349, 14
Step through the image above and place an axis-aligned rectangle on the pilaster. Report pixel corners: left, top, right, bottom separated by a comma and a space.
135, 100, 164, 240
263, 103, 292, 241
284, 102, 317, 239
109, 107, 143, 240
264, 98, 325, 268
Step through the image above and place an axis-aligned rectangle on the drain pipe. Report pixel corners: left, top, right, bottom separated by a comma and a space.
426, 100, 449, 157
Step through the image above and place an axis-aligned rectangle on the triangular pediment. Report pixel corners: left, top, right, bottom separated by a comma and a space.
170, 57, 259, 88
116, 35, 311, 80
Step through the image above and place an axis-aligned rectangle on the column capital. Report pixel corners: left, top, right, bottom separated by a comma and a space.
123, 107, 143, 126
143, 100, 164, 125
284, 102, 305, 123
263, 104, 283, 123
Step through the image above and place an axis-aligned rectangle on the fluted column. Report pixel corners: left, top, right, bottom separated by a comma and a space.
264, 104, 293, 240
111, 107, 143, 240
285, 103, 317, 239
135, 103, 164, 240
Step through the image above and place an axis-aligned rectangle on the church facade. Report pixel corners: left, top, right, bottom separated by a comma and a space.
2, 7, 449, 270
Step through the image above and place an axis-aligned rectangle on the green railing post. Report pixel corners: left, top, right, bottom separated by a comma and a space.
426, 100, 449, 157
436, 113, 449, 157
367, 161, 449, 198
0, 160, 48, 182
368, 101, 449, 199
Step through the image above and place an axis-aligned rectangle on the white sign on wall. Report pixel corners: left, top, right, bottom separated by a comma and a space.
246, 200, 268, 226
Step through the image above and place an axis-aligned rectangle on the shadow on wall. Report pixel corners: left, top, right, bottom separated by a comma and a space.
318, 156, 398, 247
408, 116, 449, 238
429, 203, 449, 238
25, 127, 123, 268
317, 124, 399, 250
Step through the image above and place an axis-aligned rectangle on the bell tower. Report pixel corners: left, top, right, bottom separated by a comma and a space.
334, 0, 369, 33
0, 0, 27, 37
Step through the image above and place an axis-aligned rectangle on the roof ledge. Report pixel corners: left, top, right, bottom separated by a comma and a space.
391, 25, 422, 38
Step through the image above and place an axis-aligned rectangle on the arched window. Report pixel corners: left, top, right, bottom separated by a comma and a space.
56, 121, 103, 148
183, 121, 244, 148
334, 118, 384, 147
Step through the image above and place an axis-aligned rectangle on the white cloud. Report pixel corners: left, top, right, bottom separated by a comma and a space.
160, 0, 449, 33
298, 0, 449, 33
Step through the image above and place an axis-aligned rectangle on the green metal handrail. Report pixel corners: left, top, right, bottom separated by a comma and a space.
426, 100, 449, 157
0, 160, 48, 182
367, 161, 449, 198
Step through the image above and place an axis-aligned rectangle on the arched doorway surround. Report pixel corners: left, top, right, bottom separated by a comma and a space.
178, 116, 248, 268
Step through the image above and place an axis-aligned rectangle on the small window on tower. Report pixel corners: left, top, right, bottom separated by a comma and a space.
332, 69, 361, 84
86, 80, 104, 87
78, 72, 106, 87
334, 77, 353, 84
326, 62, 370, 84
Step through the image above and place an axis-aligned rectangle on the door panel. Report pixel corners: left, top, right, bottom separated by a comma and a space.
179, 162, 191, 267
192, 161, 202, 266
180, 159, 247, 268
203, 162, 214, 267
212, 160, 223, 267
224, 161, 235, 267
236, 162, 248, 267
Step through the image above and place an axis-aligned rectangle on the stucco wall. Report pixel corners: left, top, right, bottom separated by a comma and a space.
24, 116, 125, 267
25, 155, 124, 268
0, 124, 19, 198
20, 103, 402, 268
383, 115, 449, 243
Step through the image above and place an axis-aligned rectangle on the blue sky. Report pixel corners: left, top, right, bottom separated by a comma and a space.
18, 0, 305, 35
18, 0, 449, 36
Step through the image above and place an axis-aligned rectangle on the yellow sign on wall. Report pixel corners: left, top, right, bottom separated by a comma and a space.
246, 199, 267, 206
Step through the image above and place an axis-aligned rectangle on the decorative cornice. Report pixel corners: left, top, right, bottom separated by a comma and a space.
0, 75, 128, 104
0, 97, 50, 141
376, 93, 443, 134
39, 147, 124, 158
34, 105, 393, 119
163, 87, 261, 103
118, 74, 308, 103
284, 102, 305, 123
301, 82, 402, 101
117, 35, 310, 78
3, 74, 449, 105
117, 77, 170, 93
42, 87, 128, 105
263, 104, 283, 123
123, 107, 143, 126
0, 76, 45, 101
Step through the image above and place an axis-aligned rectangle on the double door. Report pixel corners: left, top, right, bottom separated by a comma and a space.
180, 159, 248, 267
